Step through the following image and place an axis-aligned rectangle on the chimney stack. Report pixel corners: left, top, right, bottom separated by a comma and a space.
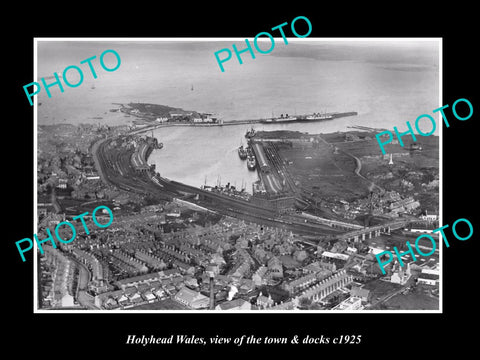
209, 276, 215, 310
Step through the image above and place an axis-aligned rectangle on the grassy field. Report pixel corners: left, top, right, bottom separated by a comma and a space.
280, 138, 369, 201
268, 129, 438, 208
383, 290, 439, 310
328, 131, 439, 161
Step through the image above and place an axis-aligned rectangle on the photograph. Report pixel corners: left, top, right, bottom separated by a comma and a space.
33, 38, 441, 312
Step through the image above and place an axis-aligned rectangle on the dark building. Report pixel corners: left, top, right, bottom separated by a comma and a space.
250, 194, 295, 214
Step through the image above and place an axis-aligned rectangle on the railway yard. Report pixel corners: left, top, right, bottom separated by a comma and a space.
93, 134, 344, 238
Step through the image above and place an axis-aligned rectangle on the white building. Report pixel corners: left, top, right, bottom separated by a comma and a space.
174, 287, 210, 309
193, 117, 214, 123
417, 268, 439, 286
420, 213, 438, 221
390, 262, 412, 285
346, 246, 358, 254
321, 251, 350, 262
332, 296, 364, 310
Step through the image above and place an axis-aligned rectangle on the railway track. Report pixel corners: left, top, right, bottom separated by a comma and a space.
94, 137, 344, 237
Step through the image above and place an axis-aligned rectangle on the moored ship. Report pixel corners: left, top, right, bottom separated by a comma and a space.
238, 145, 247, 160
261, 111, 340, 123
305, 112, 333, 121
245, 127, 256, 138
246, 143, 254, 157
262, 113, 297, 123
247, 155, 256, 170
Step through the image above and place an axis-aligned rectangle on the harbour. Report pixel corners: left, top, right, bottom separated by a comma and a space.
125, 107, 359, 194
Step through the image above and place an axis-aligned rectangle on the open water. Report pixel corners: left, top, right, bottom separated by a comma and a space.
37, 40, 440, 192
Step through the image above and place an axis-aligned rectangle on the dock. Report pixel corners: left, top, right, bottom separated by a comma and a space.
129, 111, 359, 136
222, 111, 358, 126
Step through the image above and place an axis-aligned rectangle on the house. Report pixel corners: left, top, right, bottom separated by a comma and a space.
142, 291, 157, 303
235, 237, 249, 249
124, 286, 138, 296
159, 269, 182, 278
280, 255, 301, 269
154, 288, 166, 299
117, 294, 130, 307
211, 253, 226, 267
135, 250, 167, 270
256, 293, 274, 308
160, 278, 171, 288
129, 292, 143, 304
184, 276, 199, 288
114, 272, 162, 290
320, 251, 349, 267
232, 260, 251, 279
265, 300, 296, 310
302, 261, 322, 274
252, 266, 268, 286
137, 283, 151, 293
267, 256, 283, 278
297, 270, 353, 302
164, 284, 177, 295
94, 289, 123, 308
150, 280, 162, 291
350, 285, 371, 303
103, 297, 119, 309
319, 261, 337, 272
173, 260, 195, 275
174, 287, 210, 309
238, 278, 255, 293
253, 247, 268, 263
215, 298, 251, 310
283, 272, 318, 295
212, 274, 230, 287
171, 275, 184, 285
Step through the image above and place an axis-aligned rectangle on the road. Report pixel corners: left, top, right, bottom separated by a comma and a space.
69, 256, 100, 309
348, 151, 384, 194
316, 134, 384, 194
